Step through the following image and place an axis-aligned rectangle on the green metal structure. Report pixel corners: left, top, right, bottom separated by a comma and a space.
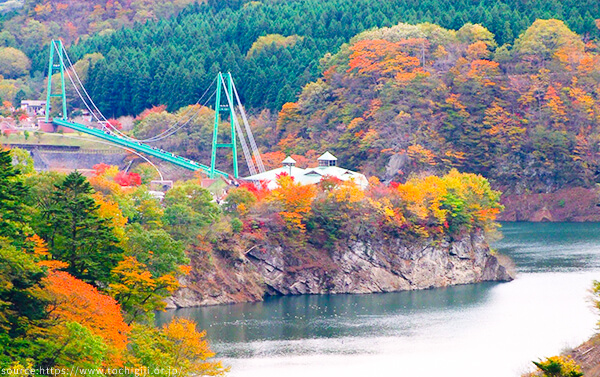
45, 40, 67, 122
210, 72, 238, 179
44, 39, 237, 178
52, 119, 229, 177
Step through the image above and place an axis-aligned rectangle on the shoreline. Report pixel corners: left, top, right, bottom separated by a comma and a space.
167, 231, 514, 309
498, 187, 600, 222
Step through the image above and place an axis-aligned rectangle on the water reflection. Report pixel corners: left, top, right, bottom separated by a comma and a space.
497, 222, 600, 272
157, 282, 497, 355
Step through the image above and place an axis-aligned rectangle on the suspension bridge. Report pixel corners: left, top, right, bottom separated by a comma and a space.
44, 39, 265, 179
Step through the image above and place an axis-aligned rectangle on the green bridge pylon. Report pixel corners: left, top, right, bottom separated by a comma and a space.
210, 72, 238, 179
43, 39, 237, 178
45, 40, 67, 123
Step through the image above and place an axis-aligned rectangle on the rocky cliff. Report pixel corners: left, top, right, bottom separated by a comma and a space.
167, 231, 513, 308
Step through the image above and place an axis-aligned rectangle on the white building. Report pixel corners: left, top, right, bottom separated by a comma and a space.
20, 100, 46, 117
243, 152, 369, 190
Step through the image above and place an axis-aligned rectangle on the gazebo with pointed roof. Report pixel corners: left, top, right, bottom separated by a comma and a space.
282, 156, 297, 167
317, 151, 337, 167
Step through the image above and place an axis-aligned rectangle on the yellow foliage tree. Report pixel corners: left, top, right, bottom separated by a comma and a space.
268, 174, 317, 231
109, 256, 182, 324
92, 192, 128, 241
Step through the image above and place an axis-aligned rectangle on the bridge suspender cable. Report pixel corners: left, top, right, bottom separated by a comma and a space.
218, 73, 258, 176
59, 42, 218, 144
231, 76, 265, 173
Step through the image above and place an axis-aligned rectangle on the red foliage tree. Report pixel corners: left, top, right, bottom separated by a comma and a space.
114, 171, 142, 186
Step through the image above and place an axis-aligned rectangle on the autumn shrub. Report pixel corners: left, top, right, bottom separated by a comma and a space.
126, 318, 228, 376
532, 356, 583, 377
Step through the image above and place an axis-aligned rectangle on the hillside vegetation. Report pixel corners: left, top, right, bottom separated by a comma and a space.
272, 20, 600, 192
26, 0, 600, 115
0, 144, 503, 368
0, 149, 230, 372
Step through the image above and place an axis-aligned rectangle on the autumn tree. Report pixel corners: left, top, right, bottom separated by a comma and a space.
0, 47, 30, 78
109, 256, 184, 325
223, 187, 257, 216
36, 270, 129, 367
347, 39, 426, 82
268, 174, 317, 231
513, 19, 585, 70
126, 318, 228, 376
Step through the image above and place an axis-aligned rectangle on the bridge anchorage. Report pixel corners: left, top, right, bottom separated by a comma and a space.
44, 39, 265, 179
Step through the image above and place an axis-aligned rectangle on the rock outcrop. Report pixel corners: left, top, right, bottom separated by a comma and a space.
498, 187, 600, 222
167, 231, 514, 308
247, 231, 513, 296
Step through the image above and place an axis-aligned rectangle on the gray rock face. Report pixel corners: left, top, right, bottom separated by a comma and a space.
168, 231, 514, 308
247, 231, 513, 296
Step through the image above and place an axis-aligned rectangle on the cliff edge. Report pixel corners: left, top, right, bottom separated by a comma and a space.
167, 230, 513, 308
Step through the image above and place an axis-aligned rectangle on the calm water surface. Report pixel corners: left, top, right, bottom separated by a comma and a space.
157, 222, 600, 377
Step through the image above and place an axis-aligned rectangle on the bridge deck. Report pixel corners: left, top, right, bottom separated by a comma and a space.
52, 119, 229, 177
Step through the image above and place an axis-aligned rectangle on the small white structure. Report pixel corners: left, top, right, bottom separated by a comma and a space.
20, 100, 46, 117
243, 152, 368, 190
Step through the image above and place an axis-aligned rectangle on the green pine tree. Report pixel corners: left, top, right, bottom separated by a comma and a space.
40, 172, 123, 285
0, 149, 31, 248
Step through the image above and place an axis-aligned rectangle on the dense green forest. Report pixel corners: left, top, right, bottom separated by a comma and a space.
1, 0, 600, 115
70, 0, 600, 115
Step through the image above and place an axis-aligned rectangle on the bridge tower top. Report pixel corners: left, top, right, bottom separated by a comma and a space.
45, 40, 67, 123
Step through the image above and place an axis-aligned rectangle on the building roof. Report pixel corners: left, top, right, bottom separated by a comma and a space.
21, 100, 46, 106
244, 166, 307, 190
282, 156, 296, 164
317, 151, 337, 161
243, 158, 368, 190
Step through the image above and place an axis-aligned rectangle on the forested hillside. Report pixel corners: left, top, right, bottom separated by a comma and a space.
2, 0, 600, 192
272, 20, 600, 192
0, 149, 230, 371
125, 18, 600, 193
0, 0, 198, 50
57, 0, 600, 115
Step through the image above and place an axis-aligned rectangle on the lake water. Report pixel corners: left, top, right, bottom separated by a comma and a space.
156, 222, 600, 377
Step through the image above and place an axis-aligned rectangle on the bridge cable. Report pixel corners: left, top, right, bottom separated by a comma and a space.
58, 44, 111, 126
231, 76, 265, 173
36, 130, 164, 180
60, 43, 218, 143
218, 74, 257, 176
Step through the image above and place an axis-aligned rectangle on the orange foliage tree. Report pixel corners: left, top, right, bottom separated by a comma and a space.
41, 271, 130, 366
348, 39, 427, 82
268, 174, 317, 231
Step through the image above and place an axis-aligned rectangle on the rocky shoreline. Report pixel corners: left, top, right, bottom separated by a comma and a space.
166, 231, 514, 308
498, 187, 600, 222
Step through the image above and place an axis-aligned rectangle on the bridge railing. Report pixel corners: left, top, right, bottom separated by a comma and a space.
52, 119, 230, 177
